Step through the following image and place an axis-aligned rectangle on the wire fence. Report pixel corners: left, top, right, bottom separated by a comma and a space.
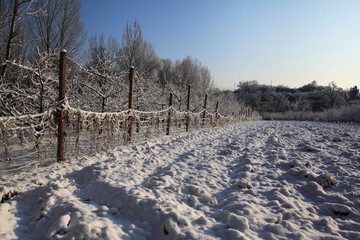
0, 50, 261, 175
0, 109, 58, 172
0, 103, 259, 174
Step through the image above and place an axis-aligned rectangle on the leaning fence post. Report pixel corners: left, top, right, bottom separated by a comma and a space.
57, 50, 66, 162
202, 94, 208, 126
186, 85, 191, 132
127, 66, 135, 143
166, 92, 173, 135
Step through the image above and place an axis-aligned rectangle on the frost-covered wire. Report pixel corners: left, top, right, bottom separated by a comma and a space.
1, 102, 260, 174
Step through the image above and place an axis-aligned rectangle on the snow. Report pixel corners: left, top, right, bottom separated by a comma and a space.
1, 120, 360, 239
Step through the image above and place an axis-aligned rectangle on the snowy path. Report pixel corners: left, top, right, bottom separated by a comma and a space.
1, 121, 360, 239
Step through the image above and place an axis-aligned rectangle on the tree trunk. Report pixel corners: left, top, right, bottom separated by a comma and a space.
1, 0, 19, 78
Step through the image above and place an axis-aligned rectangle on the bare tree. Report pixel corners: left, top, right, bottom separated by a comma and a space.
117, 21, 163, 110
27, 0, 86, 58
163, 56, 214, 111
0, 0, 35, 77
118, 21, 160, 76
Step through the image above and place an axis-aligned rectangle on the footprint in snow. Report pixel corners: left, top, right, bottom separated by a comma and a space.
315, 173, 337, 189
185, 185, 217, 205
241, 164, 254, 173
319, 202, 359, 218
302, 143, 321, 152
234, 179, 253, 189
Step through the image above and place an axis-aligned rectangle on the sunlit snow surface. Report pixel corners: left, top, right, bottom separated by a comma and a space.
1, 121, 359, 240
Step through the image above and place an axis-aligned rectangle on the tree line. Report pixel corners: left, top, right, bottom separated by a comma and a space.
236, 80, 359, 113
0, 0, 243, 117
2, 0, 357, 119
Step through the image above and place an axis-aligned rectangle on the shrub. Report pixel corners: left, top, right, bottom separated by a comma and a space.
261, 105, 360, 123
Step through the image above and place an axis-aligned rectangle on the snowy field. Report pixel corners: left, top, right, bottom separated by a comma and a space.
1, 121, 360, 240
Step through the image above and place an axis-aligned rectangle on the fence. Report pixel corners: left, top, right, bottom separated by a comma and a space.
0, 51, 259, 174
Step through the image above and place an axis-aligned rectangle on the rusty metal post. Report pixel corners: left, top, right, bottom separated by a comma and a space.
57, 50, 67, 162
127, 66, 134, 142
166, 92, 173, 135
186, 85, 191, 132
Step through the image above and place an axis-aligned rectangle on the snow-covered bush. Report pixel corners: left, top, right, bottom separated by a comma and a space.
262, 105, 360, 123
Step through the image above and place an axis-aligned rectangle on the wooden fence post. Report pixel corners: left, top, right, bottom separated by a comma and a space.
215, 101, 219, 126
202, 94, 208, 125
128, 66, 134, 109
186, 85, 191, 132
57, 50, 66, 162
127, 66, 134, 142
166, 92, 173, 135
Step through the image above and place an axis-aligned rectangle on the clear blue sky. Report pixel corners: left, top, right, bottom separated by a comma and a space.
80, 0, 360, 90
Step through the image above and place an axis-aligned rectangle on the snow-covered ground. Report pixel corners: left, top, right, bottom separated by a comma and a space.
1, 121, 360, 240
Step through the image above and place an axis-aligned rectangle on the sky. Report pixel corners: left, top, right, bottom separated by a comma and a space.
80, 0, 360, 90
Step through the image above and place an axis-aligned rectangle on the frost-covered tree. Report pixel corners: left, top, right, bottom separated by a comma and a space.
0, 0, 86, 116
236, 80, 262, 109
0, 52, 58, 116
298, 80, 318, 92
69, 34, 126, 112
237, 80, 260, 94
319, 82, 348, 109
349, 86, 359, 100
161, 56, 214, 112
211, 90, 246, 116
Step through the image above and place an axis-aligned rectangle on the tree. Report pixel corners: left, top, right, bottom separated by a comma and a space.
349, 86, 359, 100
118, 21, 159, 75
320, 82, 347, 109
70, 34, 126, 112
117, 21, 164, 110
211, 90, 246, 116
159, 56, 214, 111
298, 81, 318, 92
0, 0, 35, 77
0, 52, 58, 116
27, 0, 86, 58
0, 0, 86, 116
237, 80, 260, 94
236, 80, 261, 110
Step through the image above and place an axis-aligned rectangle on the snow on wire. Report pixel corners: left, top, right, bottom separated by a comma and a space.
0, 102, 259, 174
